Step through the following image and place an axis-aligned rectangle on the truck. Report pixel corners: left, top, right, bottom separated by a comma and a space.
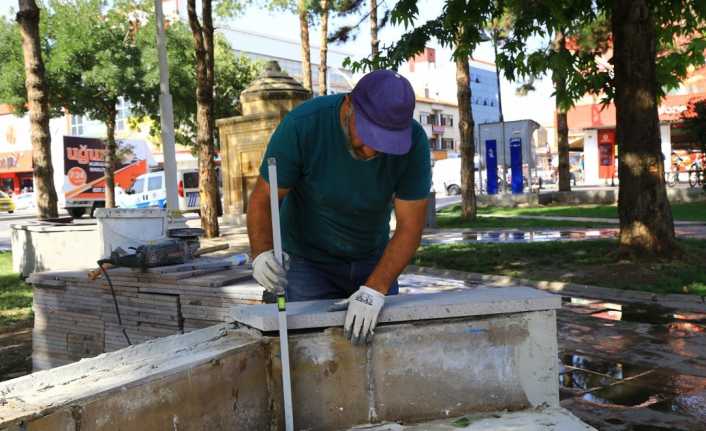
63, 136, 154, 218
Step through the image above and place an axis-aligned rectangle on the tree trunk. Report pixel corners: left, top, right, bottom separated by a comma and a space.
556, 108, 571, 191
553, 31, 571, 192
104, 107, 117, 208
612, 0, 677, 256
16, 0, 58, 219
319, 0, 329, 96
370, 0, 379, 60
188, 0, 219, 238
298, 0, 312, 92
456, 51, 476, 220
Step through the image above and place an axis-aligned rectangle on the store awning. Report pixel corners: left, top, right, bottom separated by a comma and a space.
0, 151, 32, 173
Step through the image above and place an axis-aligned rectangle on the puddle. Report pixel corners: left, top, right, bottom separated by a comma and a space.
421, 229, 617, 245
564, 297, 706, 329
397, 274, 470, 294
560, 354, 706, 422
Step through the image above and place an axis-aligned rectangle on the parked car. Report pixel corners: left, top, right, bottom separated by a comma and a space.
116, 169, 201, 212
432, 157, 481, 195
0, 191, 16, 213
12, 192, 35, 211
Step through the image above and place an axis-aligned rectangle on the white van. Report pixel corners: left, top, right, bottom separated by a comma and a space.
432, 157, 482, 195
117, 169, 201, 212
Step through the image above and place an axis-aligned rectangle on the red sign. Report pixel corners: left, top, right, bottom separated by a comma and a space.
597, 129, 616, 179
0, 151, 32, 173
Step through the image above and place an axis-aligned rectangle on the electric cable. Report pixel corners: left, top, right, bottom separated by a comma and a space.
98, 260, 132, 346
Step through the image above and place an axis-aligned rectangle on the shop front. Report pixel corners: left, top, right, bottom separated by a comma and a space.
565, 92, 706, 185
0, 151, 33, 194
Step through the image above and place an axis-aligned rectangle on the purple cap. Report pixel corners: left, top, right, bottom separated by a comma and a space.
350, 70, 416, 155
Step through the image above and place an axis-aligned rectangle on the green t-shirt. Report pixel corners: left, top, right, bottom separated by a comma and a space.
260, 93, 431, 263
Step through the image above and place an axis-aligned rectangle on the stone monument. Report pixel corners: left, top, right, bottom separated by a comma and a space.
216, 61, 310, 225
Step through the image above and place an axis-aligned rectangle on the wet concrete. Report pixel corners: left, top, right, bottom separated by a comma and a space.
397, 274, 706, 431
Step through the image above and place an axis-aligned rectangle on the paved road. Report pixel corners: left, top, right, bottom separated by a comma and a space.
0, 212, 37, 251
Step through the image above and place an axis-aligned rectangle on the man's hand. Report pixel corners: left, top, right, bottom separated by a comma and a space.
252, 250, 290, 294
329, 286, 385, 345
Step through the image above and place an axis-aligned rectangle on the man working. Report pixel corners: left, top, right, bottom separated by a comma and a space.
247, 69, 431, 345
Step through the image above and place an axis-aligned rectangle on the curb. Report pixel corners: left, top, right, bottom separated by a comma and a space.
404, 265, 706, 313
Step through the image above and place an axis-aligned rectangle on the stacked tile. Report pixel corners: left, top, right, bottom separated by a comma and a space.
28, 272, 104, 370
27, 258, 269, 370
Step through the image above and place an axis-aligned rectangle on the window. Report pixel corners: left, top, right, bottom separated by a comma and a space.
182, 172, 199, 189
148, 175, 163, 191
419, 112, 430, 125
427, 114, 437, 126
441, 138, 454, 150
116, 97, 131, 131
71, 115, 84, 135
440, 114, 454, 127
130, 178, 145, 194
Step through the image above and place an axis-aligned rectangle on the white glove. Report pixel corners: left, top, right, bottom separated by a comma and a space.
330, 286, 385, 345
252, 250, 290, 294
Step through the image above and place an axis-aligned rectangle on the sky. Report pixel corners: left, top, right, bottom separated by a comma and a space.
0, 1, 556, 127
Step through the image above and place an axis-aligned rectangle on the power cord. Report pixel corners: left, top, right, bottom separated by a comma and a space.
97, 259, 132, 346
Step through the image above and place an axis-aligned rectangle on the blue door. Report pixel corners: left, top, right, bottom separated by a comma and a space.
510, 137, 523, 194
485, 139, 498, 195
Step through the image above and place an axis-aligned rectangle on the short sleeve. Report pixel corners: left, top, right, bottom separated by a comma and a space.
259, 115, 302, 188
395, 125, 432, 200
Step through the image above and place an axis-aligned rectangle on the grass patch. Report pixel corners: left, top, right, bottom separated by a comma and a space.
413, 239, 706, 296
0, 252, 33, 330
438, 206, 612, 229
474, 201, 706, 222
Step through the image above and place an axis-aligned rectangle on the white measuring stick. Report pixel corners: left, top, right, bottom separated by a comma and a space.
268, 157, 294, 431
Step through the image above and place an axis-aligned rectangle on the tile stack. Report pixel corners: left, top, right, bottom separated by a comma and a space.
27, 258, 270, 370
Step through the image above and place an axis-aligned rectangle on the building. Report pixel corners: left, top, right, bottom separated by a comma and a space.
220, 27, 355, 96
415, 97, 459, 160
399, 47, 501, 159
565, 64, 706, 185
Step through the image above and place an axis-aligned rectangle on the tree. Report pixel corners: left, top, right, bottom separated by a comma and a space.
298, 0, 313, 91
553, 31, 571, 192
133, 17, 260, 148
455, 39, 476, 219
347, 0, 496, 220
497, 0, 706, 256
16, 0, 58, 219
612, 0, 677, 256
47, 0, 146, 208
188, 0, 220, 237
319, 0, 330, 94
370, 0, 378, 60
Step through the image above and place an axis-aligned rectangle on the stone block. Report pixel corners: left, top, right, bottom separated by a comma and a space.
231, 287, 561, 331
282, 310, 560, 430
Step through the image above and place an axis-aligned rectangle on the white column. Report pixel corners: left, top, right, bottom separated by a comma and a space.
583, 129, 599, 185
660, 124, 672, 172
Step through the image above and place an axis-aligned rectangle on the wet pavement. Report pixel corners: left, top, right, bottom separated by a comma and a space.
422, 226, 706, 245
398, 273, 706, 430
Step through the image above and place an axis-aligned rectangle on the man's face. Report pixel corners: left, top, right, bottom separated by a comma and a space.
347, 99, 378, 160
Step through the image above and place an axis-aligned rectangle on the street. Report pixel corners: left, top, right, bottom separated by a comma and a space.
0, 211, 37, 251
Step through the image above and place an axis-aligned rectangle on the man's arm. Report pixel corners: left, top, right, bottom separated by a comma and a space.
364, 197, 428, 294
247, 175, 290, 259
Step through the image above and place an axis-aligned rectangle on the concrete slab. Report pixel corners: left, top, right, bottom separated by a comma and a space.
230, 287, 561, 331
344, 407, 596, 430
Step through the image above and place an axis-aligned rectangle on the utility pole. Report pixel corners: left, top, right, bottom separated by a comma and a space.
493, 31, 507, 192
154, 0, 178, 210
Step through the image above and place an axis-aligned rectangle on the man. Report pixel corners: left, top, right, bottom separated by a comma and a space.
247, 69, 431, 345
